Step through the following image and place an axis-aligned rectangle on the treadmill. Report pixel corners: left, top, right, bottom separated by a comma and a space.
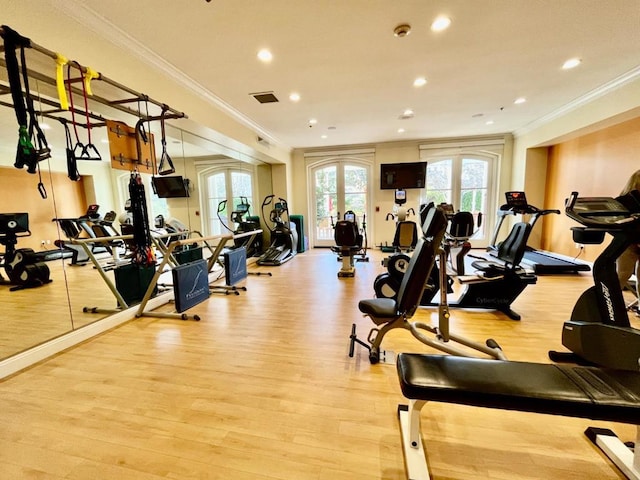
489, 191, 591, 274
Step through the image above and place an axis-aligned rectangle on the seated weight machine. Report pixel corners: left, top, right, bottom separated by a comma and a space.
331, 210, 369, 277
349, 203, 506, 364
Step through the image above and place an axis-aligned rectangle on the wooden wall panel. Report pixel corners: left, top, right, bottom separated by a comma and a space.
543, 116, 640, 263
0, 167, 87, 251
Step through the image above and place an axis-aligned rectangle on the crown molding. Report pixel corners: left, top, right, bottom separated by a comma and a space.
514, 65, 640, 138
53, 1, 286, 149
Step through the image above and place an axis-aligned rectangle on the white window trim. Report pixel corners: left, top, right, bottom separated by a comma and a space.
305, 152, 374, 248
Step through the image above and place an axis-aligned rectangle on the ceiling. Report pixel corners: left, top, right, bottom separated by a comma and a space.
4, 1, 640, 155
70, 0, 640, 150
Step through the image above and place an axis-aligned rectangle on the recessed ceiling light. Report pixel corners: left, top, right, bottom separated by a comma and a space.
514, 97, 526, 105
257, 49, 273, 63
413, 77, 427, 87
40, 122, 51, 130
289, 92, 300, 102
485, 120, 494, 125
321, 135, 328, 139
398, 128, 405, 133
431, 16, 451, 32
309, 118, 318, 125
403, 109, 414, 116
562, 58, 582, 70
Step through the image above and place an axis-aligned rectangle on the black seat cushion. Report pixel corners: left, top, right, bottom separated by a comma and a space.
358, 298, 397, 320
397, 353, 640, 424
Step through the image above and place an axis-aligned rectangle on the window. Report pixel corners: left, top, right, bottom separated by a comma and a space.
307, 153, 372, 248
421, 150, 499, 247
201, 167, 254, 236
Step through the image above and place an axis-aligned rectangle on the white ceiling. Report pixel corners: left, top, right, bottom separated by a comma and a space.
4, 0, 640, 155
72, 0, 640, 150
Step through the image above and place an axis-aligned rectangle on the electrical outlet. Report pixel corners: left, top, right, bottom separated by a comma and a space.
575, 242, 584, 249
41, 240, 46, 246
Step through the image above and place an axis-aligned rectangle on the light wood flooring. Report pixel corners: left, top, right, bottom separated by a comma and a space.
0, 248, 636, 479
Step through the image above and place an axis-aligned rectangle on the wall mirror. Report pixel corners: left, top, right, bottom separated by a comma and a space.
0, 83, 273, 360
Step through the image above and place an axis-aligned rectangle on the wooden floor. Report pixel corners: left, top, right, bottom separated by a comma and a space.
0, 248, 635, 479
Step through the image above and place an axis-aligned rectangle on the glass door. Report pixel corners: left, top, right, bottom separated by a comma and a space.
311, 161, 369, 248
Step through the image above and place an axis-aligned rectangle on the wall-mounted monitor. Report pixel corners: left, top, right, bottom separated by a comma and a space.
0, 212, 29, 235
380, 162, 427, 190
152, 176, 190, 198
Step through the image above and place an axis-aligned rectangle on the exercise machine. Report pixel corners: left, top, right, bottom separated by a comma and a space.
489, 190, 591, 274
393, 192, 640, 480
257, 195, 298, 266
422, 215, 537, 320
52, 204, 110, 265
380, 189, 418, 254
0, 212, 51, 290
331, 210, 369, 277
549, 191, 640, 371
439, 203, 481, 275
349, 203, 506, 364
217, 196, 262, 257
396, 354, 640, 480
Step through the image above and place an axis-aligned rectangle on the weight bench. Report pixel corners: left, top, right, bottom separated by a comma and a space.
396, 353, 640, 479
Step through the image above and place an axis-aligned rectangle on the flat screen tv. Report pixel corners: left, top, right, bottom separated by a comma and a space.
380, 162, 427, 190
152, 176, 190, 198
0, 212, 29, 235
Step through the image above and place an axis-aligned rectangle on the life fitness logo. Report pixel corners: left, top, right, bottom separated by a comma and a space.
600, 281, 616, 323
186, 268, 207, 300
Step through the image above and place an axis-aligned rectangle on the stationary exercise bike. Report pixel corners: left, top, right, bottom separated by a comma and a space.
421, 207, 538, 320
549, 191, 640, 371
257, 195, 298, 266
331, 210, 369, 277
0, 213, 51, 291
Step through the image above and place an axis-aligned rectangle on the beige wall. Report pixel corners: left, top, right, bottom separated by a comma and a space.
542, 116, 640, 263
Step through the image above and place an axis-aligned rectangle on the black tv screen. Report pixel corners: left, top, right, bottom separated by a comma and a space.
0, 213, 29, 235
152, 176, 190, 198
380, 162, 427, 189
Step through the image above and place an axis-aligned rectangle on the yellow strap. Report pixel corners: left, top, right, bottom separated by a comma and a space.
55, 53, 69, 110
83, 67, 99, 96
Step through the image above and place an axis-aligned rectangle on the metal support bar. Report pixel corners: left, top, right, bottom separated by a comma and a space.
135, 233, 233, 321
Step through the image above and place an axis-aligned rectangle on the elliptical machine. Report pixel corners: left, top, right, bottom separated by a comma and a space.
549, 191, 640, 371
257, 195, 298, 266
217, 196, 262, 257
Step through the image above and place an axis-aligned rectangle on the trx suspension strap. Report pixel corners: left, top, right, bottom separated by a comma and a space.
59, 119, 81, 181
157, 106, 175, 175
1, 25, 50, 197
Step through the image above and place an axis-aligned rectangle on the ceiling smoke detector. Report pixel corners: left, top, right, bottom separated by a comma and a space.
393, 24, 411, 37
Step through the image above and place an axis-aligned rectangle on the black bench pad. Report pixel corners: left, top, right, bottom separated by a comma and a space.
397, 353, 640, 424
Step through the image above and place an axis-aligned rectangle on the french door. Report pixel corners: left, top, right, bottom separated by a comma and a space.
423, 153, 497, 247
311, 160, 370, 248
202, 168, 254, 236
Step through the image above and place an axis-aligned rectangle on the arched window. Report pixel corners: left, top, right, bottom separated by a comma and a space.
200, 167, 254, 236
306, 152, 373, 248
